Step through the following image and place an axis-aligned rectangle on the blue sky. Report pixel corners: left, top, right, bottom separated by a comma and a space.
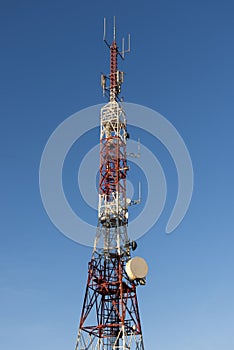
1, 0, 234, 349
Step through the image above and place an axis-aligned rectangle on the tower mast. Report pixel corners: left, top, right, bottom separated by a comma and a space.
75, 18, 148, 350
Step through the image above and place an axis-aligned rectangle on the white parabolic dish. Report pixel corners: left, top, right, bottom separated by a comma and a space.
126, 256, 148, 280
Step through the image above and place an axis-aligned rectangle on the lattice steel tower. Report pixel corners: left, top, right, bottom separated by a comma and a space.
75, 18, 148, 350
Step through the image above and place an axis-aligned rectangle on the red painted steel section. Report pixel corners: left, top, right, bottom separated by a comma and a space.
110, 41, 118, 94
99, 137, 127, 199
78, 254, 142, 339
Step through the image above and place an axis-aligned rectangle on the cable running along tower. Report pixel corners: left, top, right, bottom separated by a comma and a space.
75, 18, 148, 350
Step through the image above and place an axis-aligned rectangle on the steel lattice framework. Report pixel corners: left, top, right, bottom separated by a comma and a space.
75, 19, 145, 350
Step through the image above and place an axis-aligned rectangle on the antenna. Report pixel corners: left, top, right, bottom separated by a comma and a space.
122, 37, 125, 59
128, 182, 141, 206
103, 17, 130, 54
102, 17, 130, 101
127, 138, 141, 159
113, 15, 116, 41
103, 17, 106, 41
121, 33, 131, 58
103, 17, 109, 47
139, 182, 142, 202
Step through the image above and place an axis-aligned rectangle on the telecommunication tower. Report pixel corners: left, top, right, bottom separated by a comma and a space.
75, 18, 148, 350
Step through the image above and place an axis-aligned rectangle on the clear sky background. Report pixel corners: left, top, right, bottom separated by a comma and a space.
1, 0, 234, 349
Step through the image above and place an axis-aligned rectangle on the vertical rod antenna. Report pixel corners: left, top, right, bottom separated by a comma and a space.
103, 17, 107, 43
113, 16, 116, 41
138, 138, 140, 156
139, 182, 142, 202
122, 37, 125, 59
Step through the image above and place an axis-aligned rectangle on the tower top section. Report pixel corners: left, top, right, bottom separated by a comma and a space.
101, 17, 130, 102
